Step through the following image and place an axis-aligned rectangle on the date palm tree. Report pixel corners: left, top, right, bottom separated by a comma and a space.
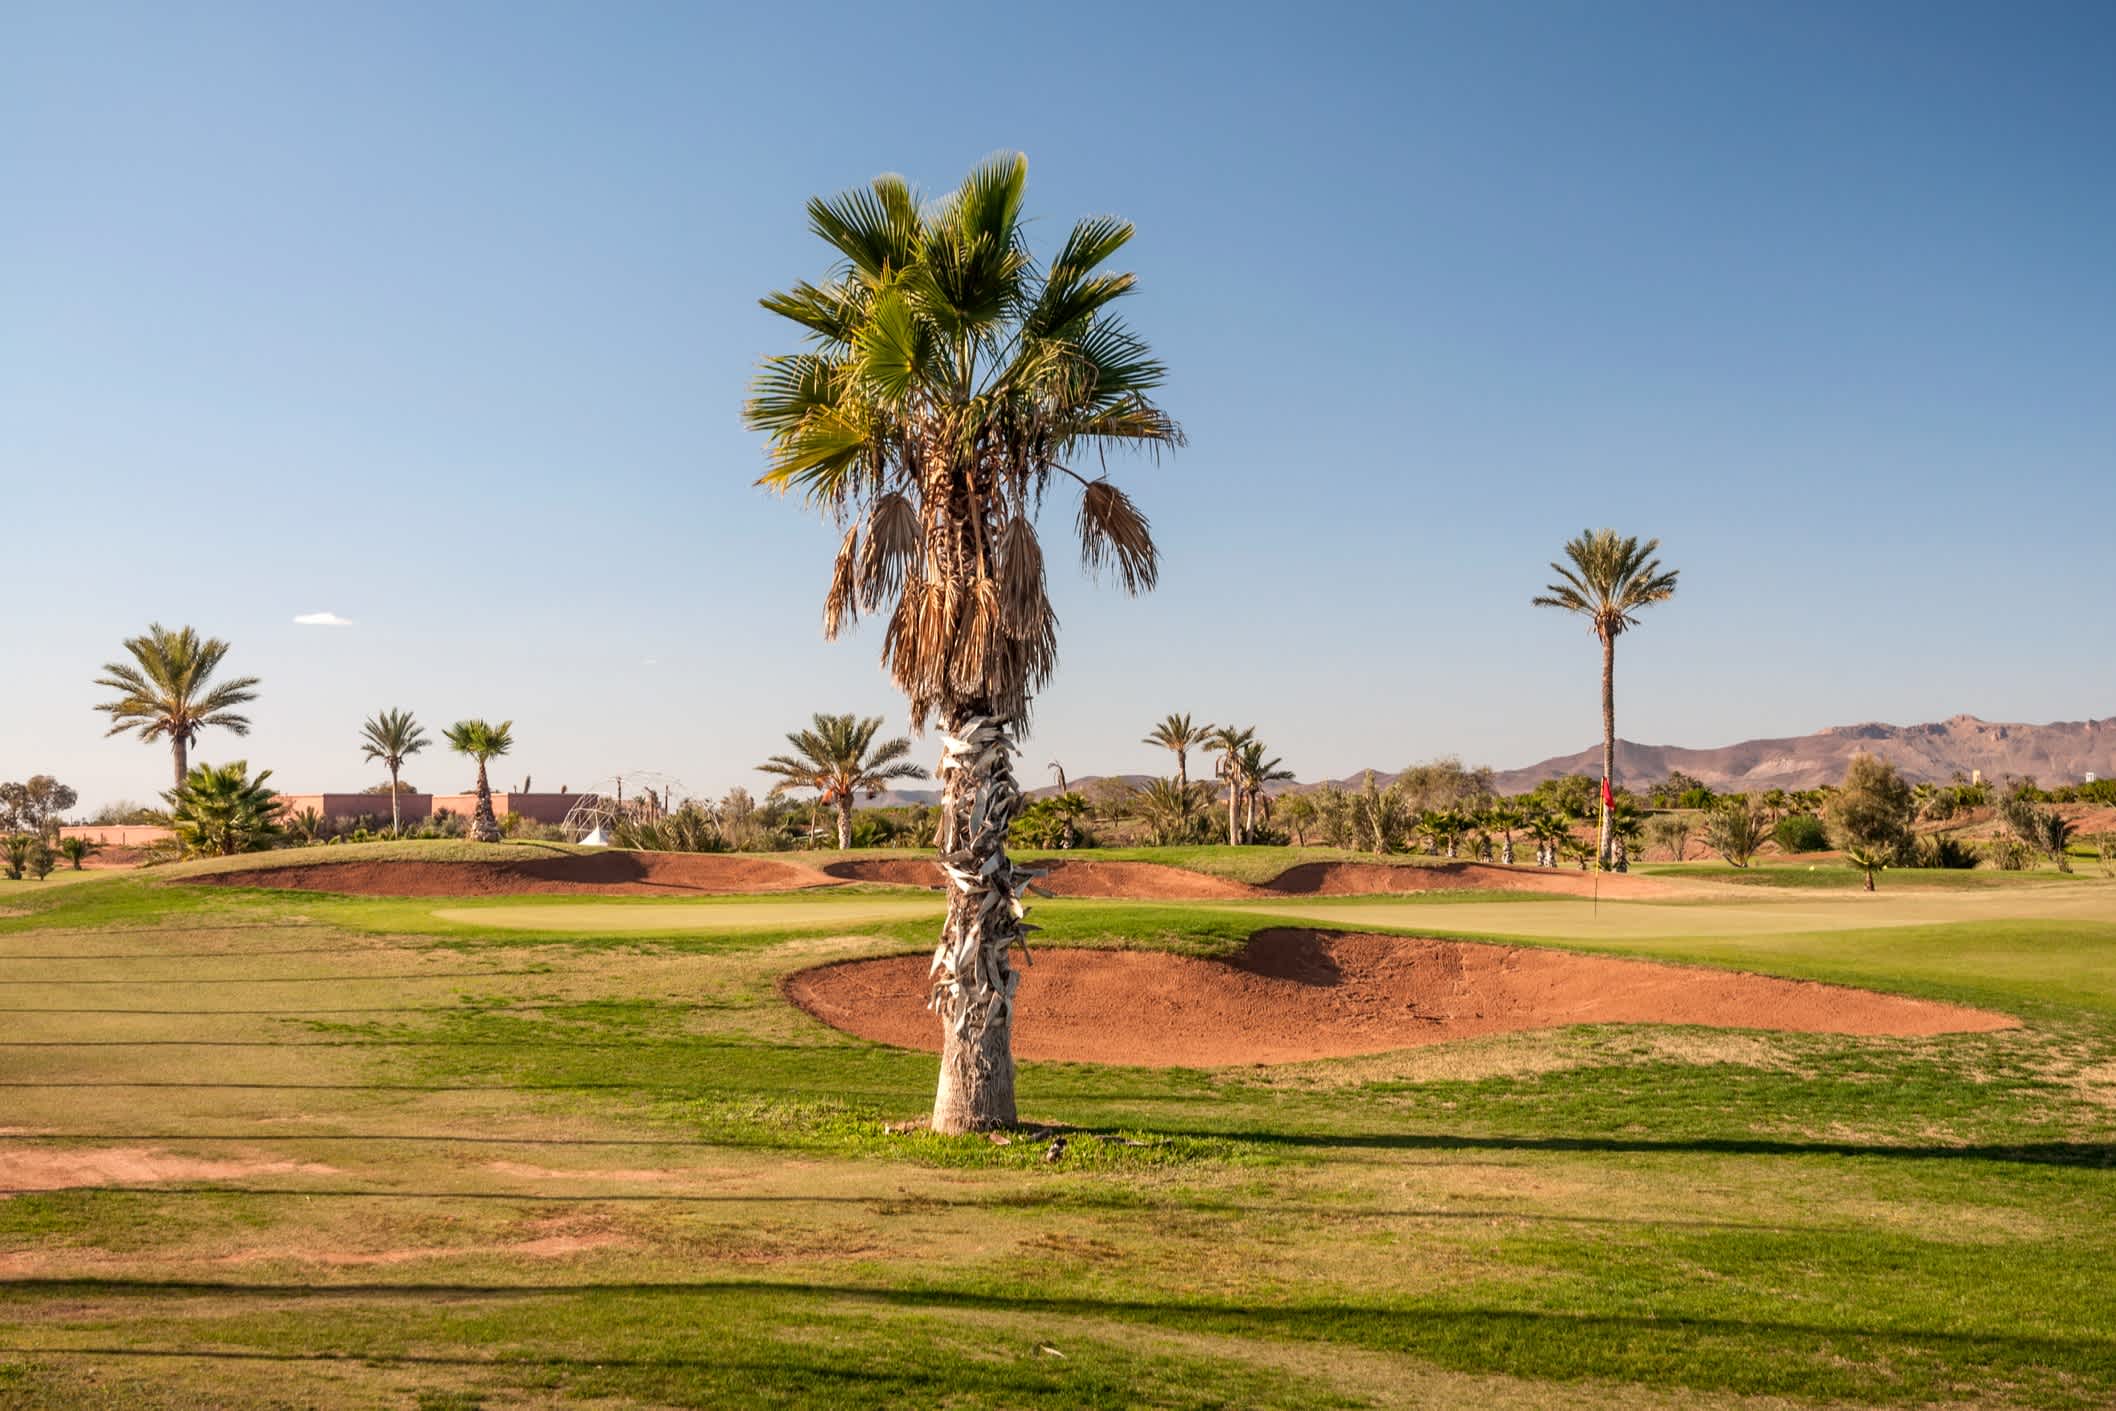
359, 709, 430, 837
744, 154, 1181, 1134
757, 713, 927, 850
1238, 740, 1294, 840
94, 624, 262, 789
57, 836, 102, 870
1143, 713, 1210, 792
443, 720, 513, 843
1532, 530, 1679, 868
1202, 725, 1257, 846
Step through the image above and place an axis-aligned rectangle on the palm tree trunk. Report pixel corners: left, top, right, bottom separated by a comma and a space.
1502, 834, 1514, 866
1227, 778, 1239, 847
929, 708, 1030, 1134
172, 733, 189, 791
835, 797, 853, 851
1599, 631, 1616, 869
1176, 751, 1187, 792
471, 760, 500, 843
389, 763, 402, 837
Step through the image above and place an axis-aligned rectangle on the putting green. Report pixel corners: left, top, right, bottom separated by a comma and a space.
1219, 885, 2116, 942
432, 896, 946, 932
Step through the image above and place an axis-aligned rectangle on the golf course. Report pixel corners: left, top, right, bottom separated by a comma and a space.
2, 844, 2111, 1409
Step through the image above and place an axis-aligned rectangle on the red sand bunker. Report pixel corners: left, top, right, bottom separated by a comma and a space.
188, 851, 835, 898
785, 930, 2016, 1066
821, 856, 1670, 900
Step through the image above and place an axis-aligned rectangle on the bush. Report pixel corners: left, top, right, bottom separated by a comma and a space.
1702, 799, 1769, 867
1986, 838, 2034, 871
1913, 833, 1979, 869
1773, 814, 1829, 853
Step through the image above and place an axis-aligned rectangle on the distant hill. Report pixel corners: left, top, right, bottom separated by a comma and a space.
1479, 714, 2116, 793
849, 714, 2114, 808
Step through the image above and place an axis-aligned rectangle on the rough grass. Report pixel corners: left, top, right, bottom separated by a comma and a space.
1, 867, 2112, 1407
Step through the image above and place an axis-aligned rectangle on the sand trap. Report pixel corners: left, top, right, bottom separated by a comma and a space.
786, 930, 2016, 1066
0, 1146, 337, 1192
821, 857, 1667, 901
186, 851, 835, 898
1264, 861, 1675, 899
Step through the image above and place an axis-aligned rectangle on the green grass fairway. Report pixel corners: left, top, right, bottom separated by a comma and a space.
2, 855, 2113, 1409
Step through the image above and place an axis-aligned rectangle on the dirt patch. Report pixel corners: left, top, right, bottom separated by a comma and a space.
0, 1146, 337, 1192
185, 850, 836, 898
1263, 861, 1676, 898
786, 930, 2016, 1067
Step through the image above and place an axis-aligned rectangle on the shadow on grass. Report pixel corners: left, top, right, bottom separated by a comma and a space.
2, 1126, 2108, 1166
1, 1280, 2110, 1364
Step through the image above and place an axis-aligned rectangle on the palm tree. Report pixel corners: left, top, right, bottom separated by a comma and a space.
1143, 713, 1211, 792
57, 836, 101, 870
163, 761, 285, 857
1843, 841, 1888, 892
443, 720, 513, 843
745, 156, 1180, 1132
757, 713, 928, 850
1202, 725, 1256, 846
1526, 809, 1571, 868
359, 709, 430, 837
1609, 798, 1646, 872
1136, 777, 1207, 845
1238, 741, 1294, 840
94, 624, 262, 789
1485, 803, 1525, 866
1532, 530, 1679, 868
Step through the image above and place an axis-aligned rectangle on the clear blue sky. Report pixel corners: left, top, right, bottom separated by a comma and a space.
5, 1, 2112, 810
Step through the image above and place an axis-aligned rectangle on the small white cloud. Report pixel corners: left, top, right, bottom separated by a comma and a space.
642, 657, 659, 666
293, 611, 353, 627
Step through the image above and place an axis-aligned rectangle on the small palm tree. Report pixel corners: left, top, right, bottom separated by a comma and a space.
745, 156, 1180, 1133
443, 720, 513, 843
94, 624, 262, 789
757, 713, 928, 851
1527, 810, 1572, 868
1532, 530, 1679, 868
359, 709, 430, 837
1, 835, 30, 881
57, 836, 101, 870
1143, 714, 1211, 793
1485, 803, 1526, 866
1608, 798, 1646, 872
1136, 777, 1208, 845
1843, 841, 1888, 892
163, 761, 285, 857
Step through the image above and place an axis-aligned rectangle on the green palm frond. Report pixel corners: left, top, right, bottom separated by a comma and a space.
1532, 528, 1680, 638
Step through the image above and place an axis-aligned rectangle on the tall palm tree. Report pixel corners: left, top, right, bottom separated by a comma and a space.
1143, 713, 1210, 792
757, 713, 927, 850
744, 155, 1180, 1134
94, 623, 262, 789
1238, 740, 1293, 839
1532, 529, 1680, 868
1203, 725, 1256, 846
443, 720, 513, 843
359, 708, 430, 837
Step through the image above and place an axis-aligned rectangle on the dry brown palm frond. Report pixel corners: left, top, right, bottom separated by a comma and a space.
1076, 480, 1158, 594
995, 516, 1049, 641
823, 523, 861, 637
858, 491, 920, 608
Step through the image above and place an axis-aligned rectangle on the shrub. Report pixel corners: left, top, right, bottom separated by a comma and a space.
1828, 754, 1915, 866
1913, 833, 1979, 869
1702, 799, 1769, 867
1, 835, 30, 880
1986, 837, 2034, 871
1773, 814, 1829, 853
28, 841, 54, 880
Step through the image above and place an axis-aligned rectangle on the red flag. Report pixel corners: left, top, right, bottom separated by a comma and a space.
1601, 776, 1615, 809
